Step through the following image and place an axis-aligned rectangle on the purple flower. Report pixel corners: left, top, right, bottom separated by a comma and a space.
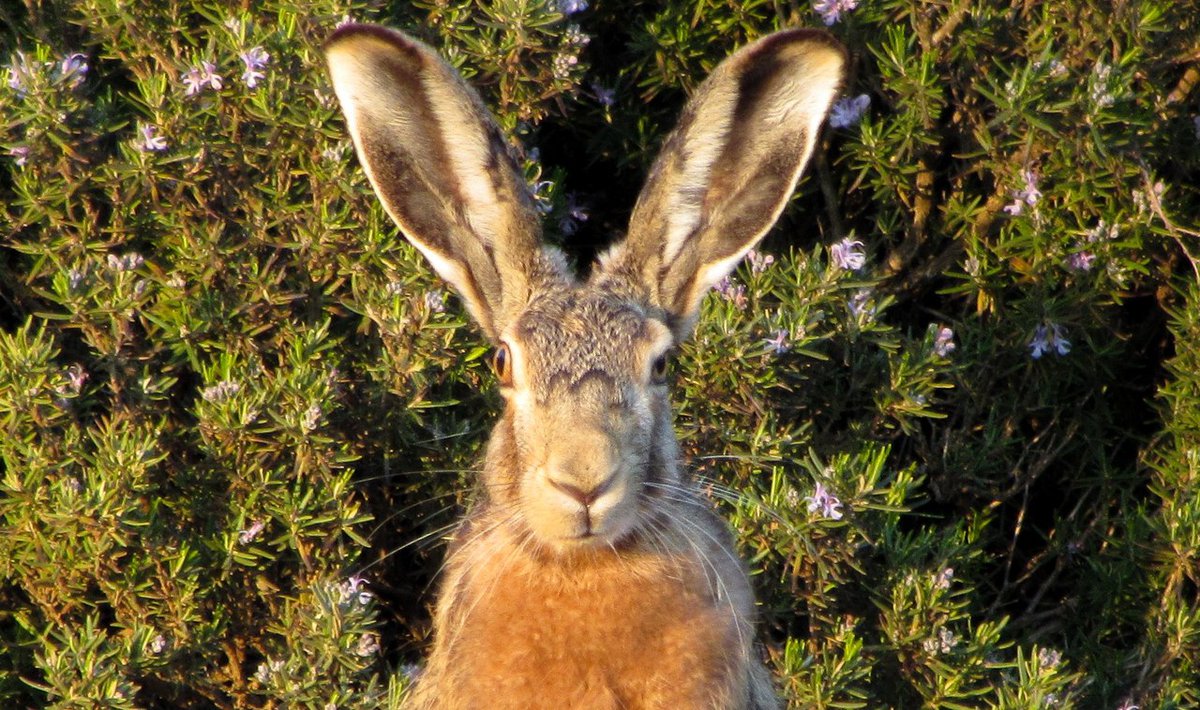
1028, 322, 1071, 359
563, 24, 590, 48
1064, 251, 1096, 273
714, 276, 748, 310
830, 237, 866, 271
1004, 167, 1042, 216
9, 145, 30, 167
202, 380, 241, 403
829, 94, 870, 128
933, 326, 956, 357
848, 289, 874, 319
552, 52, 580, 79
238, 520, 265, 544
58, 53, 88, 88
747, 249, 775, 274
592, 82, 616, 108
340, 575, 373, 606
182, 60, 223, 96
933, 567, 954, 590
805, 482, 844, 520
240, 47, 270, 89
424, 290, 446, 313
107, 252, 144, 272
136, 123, 168, 152
557, 0, 588, 14
812, 0, 859, 26
559, 193, 589, 235
764, 329, 790, 355
6, 53, 32, 96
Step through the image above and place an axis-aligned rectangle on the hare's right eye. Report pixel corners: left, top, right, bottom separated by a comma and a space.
492, 343, 512, 385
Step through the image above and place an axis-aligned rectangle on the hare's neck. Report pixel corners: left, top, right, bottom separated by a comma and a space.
420, 507, 758, 708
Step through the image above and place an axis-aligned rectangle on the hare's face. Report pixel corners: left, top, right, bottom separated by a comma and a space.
492, 288, 676, 553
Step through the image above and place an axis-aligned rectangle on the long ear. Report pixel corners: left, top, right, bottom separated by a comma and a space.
324, 24, 553, 341
596, 29, 845, 337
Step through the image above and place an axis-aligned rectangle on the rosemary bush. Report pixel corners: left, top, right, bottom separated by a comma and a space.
2, 0, 1198, 707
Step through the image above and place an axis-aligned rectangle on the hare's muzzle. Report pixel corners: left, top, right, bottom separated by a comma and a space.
521, 419, 640, 550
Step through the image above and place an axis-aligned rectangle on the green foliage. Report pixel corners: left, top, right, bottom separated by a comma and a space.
2, 0, 1198, 707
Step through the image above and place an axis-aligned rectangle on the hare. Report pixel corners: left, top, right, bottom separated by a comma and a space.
325, 23, 844, 709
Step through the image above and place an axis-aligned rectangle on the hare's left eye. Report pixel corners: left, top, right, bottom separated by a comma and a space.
650, 353, 669, 384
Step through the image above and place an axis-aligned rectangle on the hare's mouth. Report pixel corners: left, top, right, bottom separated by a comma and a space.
522, 467, 640, 552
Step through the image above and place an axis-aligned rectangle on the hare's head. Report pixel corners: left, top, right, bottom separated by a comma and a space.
326, 25, 843, 556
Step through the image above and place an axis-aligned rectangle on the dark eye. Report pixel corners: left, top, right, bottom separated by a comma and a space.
650, 353, 669, 384
492, 343, 512, 385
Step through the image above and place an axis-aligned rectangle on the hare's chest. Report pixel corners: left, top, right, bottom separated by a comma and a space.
435, 558, 747, 708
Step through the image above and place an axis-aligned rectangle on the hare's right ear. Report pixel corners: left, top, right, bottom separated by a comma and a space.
596, 30, 845, 339
325, 24, 550, 341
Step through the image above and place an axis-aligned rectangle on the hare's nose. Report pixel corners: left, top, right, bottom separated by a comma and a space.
548, 471, 617, 508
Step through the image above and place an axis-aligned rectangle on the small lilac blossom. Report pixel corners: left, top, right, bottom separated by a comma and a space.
1090, 61, 1115, 109
1004, 167, 1042, 216
591, 82, 616, 108
552, 52, 579, 79
1086, 219, 1119, 243
6, 53, 32, 95
340, 575, 373, 606
136, 123, 168, 152
830, 237, 866, 271
713, 276, 748, 310
68, 268, 87, 291
355, 632, 381, 657
9, 145, 30, 167
63, 364, 89, 395
149, 634, 169, 655
764, 329, 790, 355
182, 61, 223, 96
254, 658, 285, 684
202, 380, 241, 403
747, 249, 775, 274
1028, 322, 1071, 359
424, 290, 446, 313
240, 47, 270, 89
812, 0, 859, 26
301, 403, 322, 432
557, 0, 588, 14
1194, 116, 1200, 140
933, 326, 956, 357
58, 53, 88, 87
805, 482, 844, 520
563, 24, 590, 48
923, 627, 959, 655
829, 94, 870, 128
559, 193, 589, 235
1065, 250, 1096, 272
238, 520, 265, 544
107, 252, 144, 272
933, 567, 954, 590
1037, 647, 1063, 669
848, 289, 874, 319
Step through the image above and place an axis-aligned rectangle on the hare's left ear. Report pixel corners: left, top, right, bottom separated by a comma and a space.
596, 30, 845, 338
325, 24, 552, 342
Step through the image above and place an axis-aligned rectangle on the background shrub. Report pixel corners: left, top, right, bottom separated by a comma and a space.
2, 0, 1198, 707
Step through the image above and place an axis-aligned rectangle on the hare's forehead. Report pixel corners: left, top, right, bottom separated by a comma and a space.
510, 291, 671, 379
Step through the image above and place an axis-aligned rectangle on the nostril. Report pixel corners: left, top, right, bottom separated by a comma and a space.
548, 472, 616, 508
